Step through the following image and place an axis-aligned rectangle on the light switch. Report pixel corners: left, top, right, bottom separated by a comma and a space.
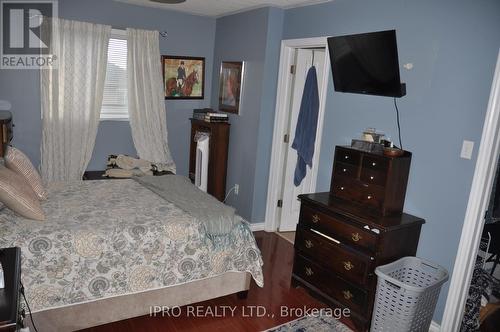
460, 140, 474, 159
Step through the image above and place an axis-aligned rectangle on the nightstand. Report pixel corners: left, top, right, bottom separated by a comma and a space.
0, 247, 22, 332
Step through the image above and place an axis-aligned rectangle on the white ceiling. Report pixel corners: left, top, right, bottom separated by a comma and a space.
114, 0, 332, 18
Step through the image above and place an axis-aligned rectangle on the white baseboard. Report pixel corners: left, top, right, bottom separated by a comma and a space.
429, 321, 440, 332
249, 222, 265, 232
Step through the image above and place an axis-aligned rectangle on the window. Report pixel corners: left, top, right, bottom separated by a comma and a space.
100, 30, 128, 120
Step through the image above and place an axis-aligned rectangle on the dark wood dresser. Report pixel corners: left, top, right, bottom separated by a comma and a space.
188, 119, 230, 202
292, 146, 424, 330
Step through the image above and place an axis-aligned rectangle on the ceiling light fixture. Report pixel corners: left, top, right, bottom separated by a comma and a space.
150, 0, 186, 4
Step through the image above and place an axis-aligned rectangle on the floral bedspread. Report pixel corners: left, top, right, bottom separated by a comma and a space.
0, 180, 263, 312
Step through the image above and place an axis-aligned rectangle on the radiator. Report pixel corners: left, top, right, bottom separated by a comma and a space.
195, 133, 210, 192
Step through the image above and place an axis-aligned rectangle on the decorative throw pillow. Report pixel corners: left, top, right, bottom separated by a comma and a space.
4, 146, 47, 200
0, 166, 45, 220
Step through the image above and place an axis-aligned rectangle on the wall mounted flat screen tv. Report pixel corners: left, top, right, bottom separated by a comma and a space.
327, 30, 406, 97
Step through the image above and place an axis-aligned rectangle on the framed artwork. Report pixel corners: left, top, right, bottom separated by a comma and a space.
218, 61, 245, 114
162, 55, 205, 99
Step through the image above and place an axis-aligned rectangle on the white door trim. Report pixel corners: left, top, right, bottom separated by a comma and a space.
264, 37, 331, 232
441, 50, 500, 331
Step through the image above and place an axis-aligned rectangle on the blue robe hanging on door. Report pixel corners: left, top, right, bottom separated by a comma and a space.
291, 66, 320, 186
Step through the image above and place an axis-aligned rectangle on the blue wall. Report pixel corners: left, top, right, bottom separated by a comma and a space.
281, 0, 500, 323
0, 0, 216, 176
211, 7, 283, 221
251, 8, 284, 223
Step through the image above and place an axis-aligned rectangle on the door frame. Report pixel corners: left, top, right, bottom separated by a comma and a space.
441, 50, 500, 330
264, 37, 331, 232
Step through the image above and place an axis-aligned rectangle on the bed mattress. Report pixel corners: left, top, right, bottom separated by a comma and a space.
0, 179, 263, 313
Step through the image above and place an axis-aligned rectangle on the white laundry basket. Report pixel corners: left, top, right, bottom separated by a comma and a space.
370, 256, 449, 332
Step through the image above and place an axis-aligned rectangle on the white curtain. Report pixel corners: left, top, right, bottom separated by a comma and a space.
41, 18, 111, 182
127, 28, 176, 173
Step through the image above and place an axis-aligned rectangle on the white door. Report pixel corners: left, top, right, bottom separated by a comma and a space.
279, 48, 326, 232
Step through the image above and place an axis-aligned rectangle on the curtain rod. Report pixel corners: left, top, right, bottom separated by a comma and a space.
113, 26, 167, 37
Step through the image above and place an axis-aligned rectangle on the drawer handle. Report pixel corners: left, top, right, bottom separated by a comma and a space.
351, 232, 362, 242
343, 261, 354, 271
343, 290, 354, 300
344, 155, 349, 160
312, 214, 320, 223
305, 240, 313, 249
305, 267, 314, 276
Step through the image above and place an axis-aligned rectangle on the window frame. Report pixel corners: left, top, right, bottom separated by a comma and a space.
100, 29, 129, 121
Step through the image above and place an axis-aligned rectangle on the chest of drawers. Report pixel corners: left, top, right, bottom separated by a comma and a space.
331, 146, 411, 216
292, 193, 424, 330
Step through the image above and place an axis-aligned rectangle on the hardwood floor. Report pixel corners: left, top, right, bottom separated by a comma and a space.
276, 231, 295, 244
79, 231, 356, 332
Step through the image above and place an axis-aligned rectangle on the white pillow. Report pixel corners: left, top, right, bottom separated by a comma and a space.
0, 166, 45, 221
4, 146, 47, 200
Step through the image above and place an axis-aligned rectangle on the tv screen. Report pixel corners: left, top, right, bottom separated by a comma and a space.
327, 30, 406, 97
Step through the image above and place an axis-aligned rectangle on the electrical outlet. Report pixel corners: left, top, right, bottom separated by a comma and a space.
460, 140, 474, 160
234, 184, 239, 195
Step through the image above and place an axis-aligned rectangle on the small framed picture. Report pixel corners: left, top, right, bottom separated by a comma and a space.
162, 55, 205, 99
218, 61, 245, 114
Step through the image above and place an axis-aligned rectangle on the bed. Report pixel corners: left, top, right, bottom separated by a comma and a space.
0, 176, 264, 331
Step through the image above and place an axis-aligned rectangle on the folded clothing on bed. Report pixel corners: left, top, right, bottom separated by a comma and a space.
134, 175, 239, 237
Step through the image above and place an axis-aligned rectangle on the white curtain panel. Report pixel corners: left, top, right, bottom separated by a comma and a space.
41, 18, 111, 182
127, 28, 176, 173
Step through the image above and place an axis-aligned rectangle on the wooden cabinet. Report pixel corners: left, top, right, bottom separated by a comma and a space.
189, 119, 230, 202
0, 247, 22, 332
292, 146, 423, 330
0, 111, 13, 158
292, 194, 424, 330
331, 146, 411, 216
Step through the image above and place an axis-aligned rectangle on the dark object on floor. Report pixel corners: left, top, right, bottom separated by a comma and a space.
481, 306, 500, 332
0, 247, 22, 332
482, 222, 500, 275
